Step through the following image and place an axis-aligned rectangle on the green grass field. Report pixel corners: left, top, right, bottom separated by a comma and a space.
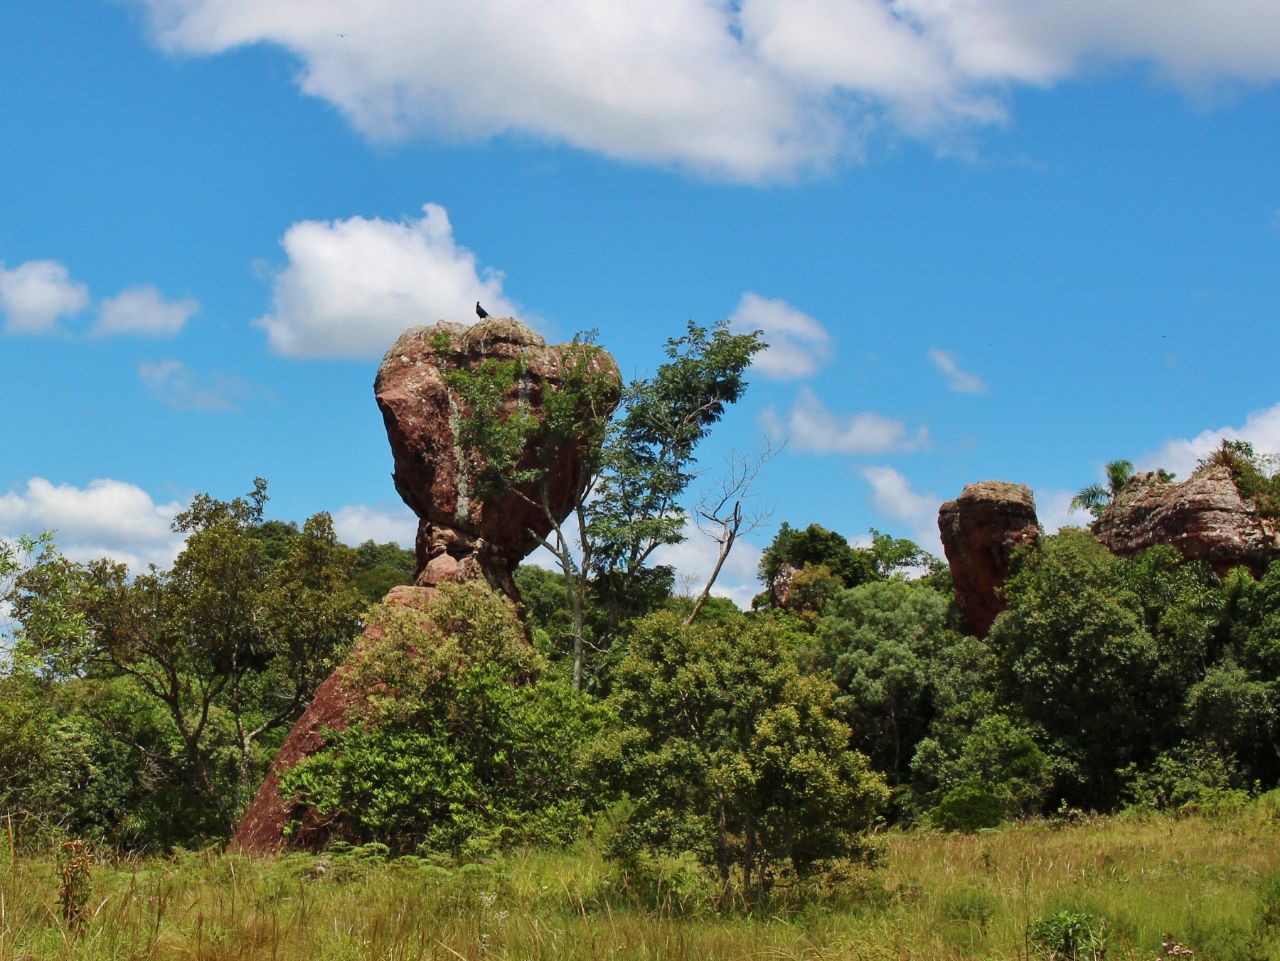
4, 800, 1279, 961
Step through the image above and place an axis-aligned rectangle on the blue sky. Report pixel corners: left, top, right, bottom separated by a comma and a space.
2, 0, 1278, 605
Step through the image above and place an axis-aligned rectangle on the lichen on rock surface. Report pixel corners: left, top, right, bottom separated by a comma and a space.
938, 480, 1040, 638
1093, 464, 1280, 576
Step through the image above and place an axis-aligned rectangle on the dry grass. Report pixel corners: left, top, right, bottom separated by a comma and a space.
2, 799, 1278, 961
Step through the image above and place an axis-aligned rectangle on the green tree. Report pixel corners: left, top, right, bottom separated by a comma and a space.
816, 579, 955, 786
988, 531, 1164, 808
1070, 458, 1136, 518
759, 523, 875, 596
12, 481, 363, 827
347, 539, 417, 605
597, 610, 886, 905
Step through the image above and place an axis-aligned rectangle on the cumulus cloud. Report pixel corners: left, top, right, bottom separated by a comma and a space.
94, 285, 198, 338
860, 465, 942, 553
730, 292, 832, 380
138, 360, 260, 412
760, 387, 928, 454
0, 260, 90, 334
135, 0, 1280, 179
256, 203, 516, 359
0, 478, 184, 570
331, 503, 417, 548
928, 348, 987, 394
1145, 400, 1280, 480
651, 520, 764, 610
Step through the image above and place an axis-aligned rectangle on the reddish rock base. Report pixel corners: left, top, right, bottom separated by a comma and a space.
231, 586, 437, 853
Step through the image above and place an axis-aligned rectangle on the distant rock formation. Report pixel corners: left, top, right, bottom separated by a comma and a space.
233, 318, 620, 853
938, 481, 1040, 638
1093, 465, 1280, 576
375, 318, 620, 597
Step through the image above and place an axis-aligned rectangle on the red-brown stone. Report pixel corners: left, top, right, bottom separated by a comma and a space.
938, 481, 1040, 638
1093, 465, 1280, 577
375, 318, 620, 595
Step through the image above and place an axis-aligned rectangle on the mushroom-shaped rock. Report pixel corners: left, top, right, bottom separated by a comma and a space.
938, 481, 1040, 638
375, 318, 621, 595
1093, 465, 1280, 577
233, 319, 620, 854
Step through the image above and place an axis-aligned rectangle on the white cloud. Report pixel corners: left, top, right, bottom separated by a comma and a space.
0, 260, 90, 334
138, 360, 258, 412
256, 203, 516, 359
1145, 400, 1280, 480
651, 520, 764, 610
860, 465, 942, 553
761, 387, 929, 454
0, 478, 184, 570
135, 0, 1280, 180
331, 503, 417, 548
730, 292, 832, 380
94, 285, 198, 338
1034, 487, 1085, 533
928, 348, 987, 394
138, 0, 830, 181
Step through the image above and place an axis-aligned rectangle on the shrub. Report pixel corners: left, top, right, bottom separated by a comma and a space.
1029, 909, 1107, 960
1123, 742, 1249, 814
931, 783, 1007, 832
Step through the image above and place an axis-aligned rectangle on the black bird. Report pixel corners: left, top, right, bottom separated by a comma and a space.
476, 301, 489, 319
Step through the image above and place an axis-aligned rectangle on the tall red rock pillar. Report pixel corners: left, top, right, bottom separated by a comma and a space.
938, 481, 1040, 638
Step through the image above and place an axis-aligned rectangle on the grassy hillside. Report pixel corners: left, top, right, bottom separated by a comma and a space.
4, 799, 1279, 961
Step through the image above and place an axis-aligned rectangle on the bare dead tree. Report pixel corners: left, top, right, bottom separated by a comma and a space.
684, 442, 780, 625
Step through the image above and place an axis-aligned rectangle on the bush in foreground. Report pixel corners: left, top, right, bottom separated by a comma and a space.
595, 610, 888, 907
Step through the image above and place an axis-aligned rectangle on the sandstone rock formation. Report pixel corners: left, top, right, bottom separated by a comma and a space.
1093, 465, 1280, 576
233, 318, 620, 852
375, 318, 620, 596
938, 481, 1040, 638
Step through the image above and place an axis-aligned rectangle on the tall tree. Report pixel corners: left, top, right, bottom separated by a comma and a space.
598, 609, 886, 905
450, 321, 764, 689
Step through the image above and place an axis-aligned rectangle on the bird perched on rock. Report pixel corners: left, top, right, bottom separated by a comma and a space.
475, 301, 489, 319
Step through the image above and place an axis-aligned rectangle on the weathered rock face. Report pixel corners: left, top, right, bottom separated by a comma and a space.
1093, 465, 1280, 576
938, 481, 1040, 638
375, 318, 621, 595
